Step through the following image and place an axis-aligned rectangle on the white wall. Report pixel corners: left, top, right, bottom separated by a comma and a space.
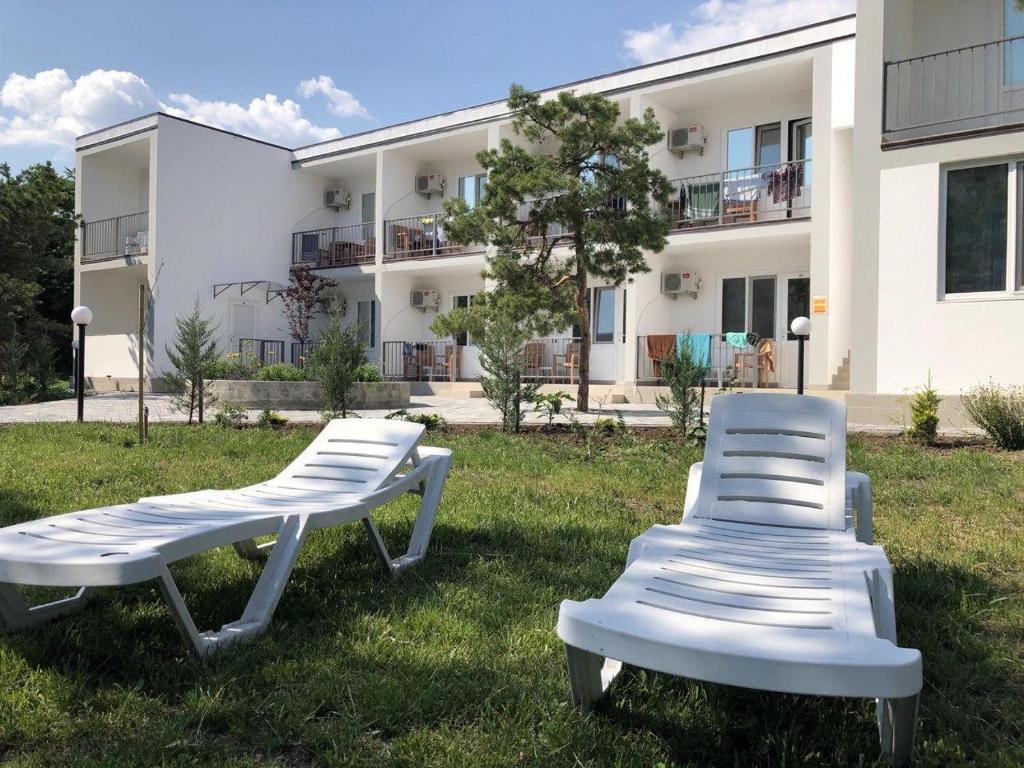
80, 140, 150, 222
875, 145, 1024, 393
150, 117, 322, 371
79, 264, 150, 380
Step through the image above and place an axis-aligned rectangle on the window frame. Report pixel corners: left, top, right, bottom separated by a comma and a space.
457, 173, 487, 208
938, 158, 1021, 301
591, 286, 616, 344
356, 299, 376, 350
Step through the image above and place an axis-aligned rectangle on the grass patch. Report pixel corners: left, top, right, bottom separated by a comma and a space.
0, 423, 1021, 766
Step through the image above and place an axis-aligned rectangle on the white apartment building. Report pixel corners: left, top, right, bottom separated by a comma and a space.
73, 5, 1022, 414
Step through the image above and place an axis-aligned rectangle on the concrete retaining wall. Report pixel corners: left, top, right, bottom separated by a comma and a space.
208, 380, 409, 410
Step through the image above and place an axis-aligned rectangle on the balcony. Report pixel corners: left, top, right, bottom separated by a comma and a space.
884, 34, 1024, 144
81, 211, 148, 264
383, 214, 484, 262
667, 160, 810, 231
636, 334, 783, 388
293, 223, 375, 269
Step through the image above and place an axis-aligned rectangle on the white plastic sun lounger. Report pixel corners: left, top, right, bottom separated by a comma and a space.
0, 419, 452, 656
557, 394, 922, 767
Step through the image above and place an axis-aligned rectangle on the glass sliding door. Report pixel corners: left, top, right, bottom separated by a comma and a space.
750, 276, 777, 340
755, 123, 781, 167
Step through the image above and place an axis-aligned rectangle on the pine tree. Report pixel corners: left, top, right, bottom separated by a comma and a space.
162, 300, 220, 424
442, 85, 672, 411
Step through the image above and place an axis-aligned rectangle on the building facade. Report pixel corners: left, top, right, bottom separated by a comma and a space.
75, 7, 1018, 412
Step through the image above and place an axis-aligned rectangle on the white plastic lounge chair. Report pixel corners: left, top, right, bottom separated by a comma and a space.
0, 419, 452, 656
557, 394, 922, 767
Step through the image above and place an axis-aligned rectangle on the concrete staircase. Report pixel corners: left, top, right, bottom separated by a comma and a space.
830, 354, 851, 390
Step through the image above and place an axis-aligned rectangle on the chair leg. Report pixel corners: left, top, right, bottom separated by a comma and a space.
233, 539, 273, 561
565, 644, 622, 709
362, 452, 453, 577
879, 694, 918, 767
156, 514, 309, 657
0, 582, 94, 631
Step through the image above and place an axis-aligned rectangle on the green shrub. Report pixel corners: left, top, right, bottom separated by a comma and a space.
353, 363, 382, 383
213, 401, 248, 429
532, 390, 574, 426
385, 409, 447, 430
257, 363, 305, 382
256, 408, 288, 429
907, 375, 941, 445
307, 313, 367, 418
962, 382, 1024, 450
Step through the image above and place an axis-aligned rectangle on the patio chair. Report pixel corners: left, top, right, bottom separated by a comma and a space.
523, 341, 553, 381
0, 420, 452, 657
735, 338, 776, 387
556, 394, 921, 767
554, 342, 580, 383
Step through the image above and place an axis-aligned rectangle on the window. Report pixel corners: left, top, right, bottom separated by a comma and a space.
755, 123, 782, 167
721, 277, 747, 333
357, 300, 376, 349
750, 277, 776, 339
721, 276, 777, 339
361, 192, 375, 225
1005, 0, 1024, 86
300, 232, 319, 261
726, 128, 753, 171
592, 287, 615, 343
786, 277, 811, 340
944, 164, 1008, 294
458, 174, 487, 208
790, 118, 812, 185
452, 294, 473, 346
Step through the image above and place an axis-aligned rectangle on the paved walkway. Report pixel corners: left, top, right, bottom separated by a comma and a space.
1, 392, 977, 435
0, 392, 675, 427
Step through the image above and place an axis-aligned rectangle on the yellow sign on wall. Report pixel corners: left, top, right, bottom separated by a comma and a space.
812, 295, 828, 315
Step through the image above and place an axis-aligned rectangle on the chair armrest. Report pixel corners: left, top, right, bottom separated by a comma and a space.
683, 462, 703, 520
846, 471, 873, 544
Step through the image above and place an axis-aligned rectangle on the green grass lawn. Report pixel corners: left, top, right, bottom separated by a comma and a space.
0, 423, 1021, 767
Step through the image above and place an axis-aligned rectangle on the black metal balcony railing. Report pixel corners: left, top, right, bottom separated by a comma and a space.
636, 334, 777, 388
291, 341, 314, 368
383, 214, 484, 261
82, 211, 149, 263
292, 223, 375, 268
884, 34, 1024, 139
666, 159, 810, 230
239, 338, 285, 367
381, 337, 580, 383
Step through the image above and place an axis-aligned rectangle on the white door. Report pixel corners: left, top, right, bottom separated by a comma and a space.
229, 302, 256, 353
777, 273, 810, 389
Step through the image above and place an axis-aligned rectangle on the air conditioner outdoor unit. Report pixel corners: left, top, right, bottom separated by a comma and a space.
324, 188, 351, 209
667, 125, 706, 157
411, 289, 440, 311
661, 270, 702, 298
415, 174, 445, 198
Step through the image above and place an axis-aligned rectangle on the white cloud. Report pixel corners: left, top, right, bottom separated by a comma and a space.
298, 75, 371, 119
162, 92, 341, 145
0, 68, 157, 146
623, 0, 855, 64
0, 68, 355, 151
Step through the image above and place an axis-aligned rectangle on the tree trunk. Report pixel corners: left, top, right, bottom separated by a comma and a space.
574, 261, 591, 413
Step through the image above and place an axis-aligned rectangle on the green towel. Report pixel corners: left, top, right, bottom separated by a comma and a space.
687, 181, 720, 219
724, 331, 748, 350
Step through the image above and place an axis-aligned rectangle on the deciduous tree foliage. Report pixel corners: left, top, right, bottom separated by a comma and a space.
442, 85, 672, 411
0, 162, 75, 377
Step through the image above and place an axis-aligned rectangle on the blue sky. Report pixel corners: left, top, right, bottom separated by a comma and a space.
0, 0, 853, 172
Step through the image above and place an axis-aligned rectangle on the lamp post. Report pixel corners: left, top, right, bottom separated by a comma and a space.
790, 316, 811, 395
71, 305, 93, 422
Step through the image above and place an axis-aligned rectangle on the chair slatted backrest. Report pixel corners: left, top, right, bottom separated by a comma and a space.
694, 394, 847, 530
268, 419, 425, 495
